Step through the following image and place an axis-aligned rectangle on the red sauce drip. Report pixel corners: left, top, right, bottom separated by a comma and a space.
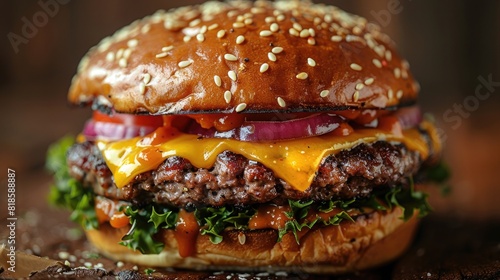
95, 196, 115, 224
94, 196, 129, 227
174, 209, 200, 258
377, 115, 403, 137
248, 205, 291, 230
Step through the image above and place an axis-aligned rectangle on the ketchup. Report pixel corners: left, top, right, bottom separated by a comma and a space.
248, 205, 291, 230
174, 209, 200, 258
94, 196, 130, 228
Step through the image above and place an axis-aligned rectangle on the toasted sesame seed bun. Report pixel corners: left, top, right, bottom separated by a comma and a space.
86, 207, 419, 274
68, 0, 418, 115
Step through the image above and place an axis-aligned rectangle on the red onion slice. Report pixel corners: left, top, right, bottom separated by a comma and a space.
83, 120, 159, 141
187, 114, 343, 142
394, 106, 422, 129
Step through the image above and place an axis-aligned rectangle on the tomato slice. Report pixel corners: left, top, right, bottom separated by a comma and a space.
92, 111, 164, 127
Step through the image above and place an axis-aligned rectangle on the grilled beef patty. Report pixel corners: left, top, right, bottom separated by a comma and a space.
67, 139, 425, 208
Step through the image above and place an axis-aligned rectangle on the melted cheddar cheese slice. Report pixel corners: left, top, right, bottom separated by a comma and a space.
99, 121, 439, 192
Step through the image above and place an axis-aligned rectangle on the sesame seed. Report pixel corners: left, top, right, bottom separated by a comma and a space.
189, 19, 201, 27
320, 90, 330, 97
178, 60, 192, 68
138, 82, 146, 94
268, 52, 277, 62
155, 52, 168, 58
289, 28, 299, 36
265, 16, 275, 23
402, 69, 409, 79
270, 23, 279, 32
224, 90, 232, 103
162, 45, 174, 52
353, 26, 363, 35
299, 29, 310, 38
324, 14, 333, 23
251, 7, 265, 13
372, 59, 382, 68
196, 33, 205, 42
199, 25, 207, 34
394, 67, 401, 79
143, 73, 151, 84
214, 75, 222, 87
116, 262, 124, 268
385, 50, 393, 61
118, 58, 127, 68
123, 49, 132, 59
307, 37, 316, 45
106, 52, 114, 62
388, 89, 394, 99
396, 90, 404, 99
235, 103, 247, 112
331, 35, 343, 42
353, 91, 360, 102
272, 47, 283, 54
309, 28, 316, 37
293, 22, 303, 31
208, 23, 219, 30
307, 58, 316, 67
260, 63, 269, 73
244, 18, 253, 25
224, 54, 238, 61
238, 232, 246, 245
236, 35, 245, 44
228, 70, 237, 81
374, 45, 385, 57
296, 72, 308, 80
277, 14, 285, 21
364, 78, 375, 85
277, 97, 286, 107
141, 24, 151, 34
183, 36, 191, 43
217, 30, 226, 38
233, 22, 245, 28
346, 35, 363, 43
127, 39, 138, 48
116, 48, 124, 59
367, 38, 376, 49
356, 83, 365, 90
58, 251, 69, 260
402, 59, 411, 69
350, 63, 363, 71
260, 30, 272, 37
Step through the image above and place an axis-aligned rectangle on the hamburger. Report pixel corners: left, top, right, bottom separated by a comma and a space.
47, 0, 443, 274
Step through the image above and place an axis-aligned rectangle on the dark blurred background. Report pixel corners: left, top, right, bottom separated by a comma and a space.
1, 0, 499, 219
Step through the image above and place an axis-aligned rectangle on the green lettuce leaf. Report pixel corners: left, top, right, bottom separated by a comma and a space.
120, 206, 166, 254
425, 161, 452, 196
46, 136, 98, 230
195, 206, 255, 244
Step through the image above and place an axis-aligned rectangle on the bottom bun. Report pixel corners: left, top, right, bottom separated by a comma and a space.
86, 207, 418, 274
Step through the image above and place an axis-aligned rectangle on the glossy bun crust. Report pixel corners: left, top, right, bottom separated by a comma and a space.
69, 0, 419, 115
86, 207, 418, 274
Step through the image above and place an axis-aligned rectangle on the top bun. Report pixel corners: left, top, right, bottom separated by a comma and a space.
69, 0, 419, 115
